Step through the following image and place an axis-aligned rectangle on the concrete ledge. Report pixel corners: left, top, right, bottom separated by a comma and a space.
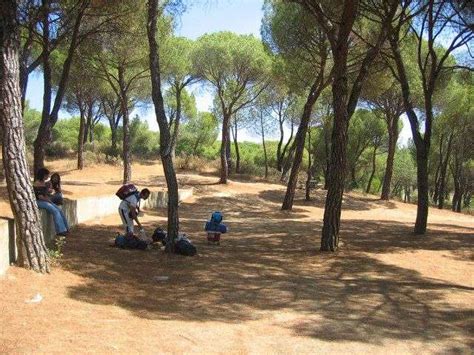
0, 219, 10, 275
1, 187, 193, 274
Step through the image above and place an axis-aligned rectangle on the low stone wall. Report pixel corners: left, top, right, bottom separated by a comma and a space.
0, 187, 193, 275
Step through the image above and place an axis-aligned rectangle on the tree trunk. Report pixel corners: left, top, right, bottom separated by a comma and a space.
366, 145, 378, 194
414, 145, 429, 234
320, 2, 357, 251
0, 0, 49, 272
111, 125, 118, 153
84, 103, 92, 144
33, 0, 85, 172
261, 112, 268, 179
119, 66, 131, 184
437, 134, 453, 209
219, 112, 231, 183
170, 85, 181, 159
33, 0, 51, 174
147, 0, 180, 251
231, 119, 240, 173
280, 142, 295, 182
77, 106, 86, 170
226, 125, 232, 175
381, 117, 398, 200
281, 120, 295, 170
305, 129, 312, 201
282, 80, 320, 210
276, 108, 284, 171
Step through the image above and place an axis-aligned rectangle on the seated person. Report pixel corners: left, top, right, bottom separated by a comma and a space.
118, 186, 150, 237
33, 168, 69, 237
47, 172, 63, 205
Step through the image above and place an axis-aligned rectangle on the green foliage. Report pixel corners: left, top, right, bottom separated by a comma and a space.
47, 236, 66, 266
392, 148, 417, 196
130, 116, 160, 158
177, 112, 218, 156
23, 104, 41, 147
192, 31, 271, 108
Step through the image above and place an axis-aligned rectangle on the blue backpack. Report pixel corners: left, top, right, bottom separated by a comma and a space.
211, 211, 223, 223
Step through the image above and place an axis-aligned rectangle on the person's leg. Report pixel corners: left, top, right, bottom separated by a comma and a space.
37, 200, 68, 234
119, 207, 134, 236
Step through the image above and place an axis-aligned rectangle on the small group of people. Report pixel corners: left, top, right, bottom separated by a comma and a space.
33, 168, 68, 236
30, 169, 227, 250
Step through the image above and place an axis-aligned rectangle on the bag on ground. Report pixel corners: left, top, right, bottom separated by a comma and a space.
115, 234, 148, 250
175, 234, 197, 256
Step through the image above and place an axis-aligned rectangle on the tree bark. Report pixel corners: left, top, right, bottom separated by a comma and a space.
118, 66, 131, 184
0, 0, 49, 272
147, 0, 179, 251
281, 118, 294, 169
305, 129, 313, 201
280, 142, 295, 182
366, 145, 378, 194
437, 133, 453, 209
219, 112, 231, 183
282, 79, 321, 210
77, 106, 86, 170
381, 116, 399, 200
170, 84, 181, 159
260, 112, 268, 179
276, 104, 285, 172
230, 118, 240, 173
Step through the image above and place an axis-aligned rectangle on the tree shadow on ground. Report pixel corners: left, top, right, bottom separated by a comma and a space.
61, 188, 473, 349
258, 189, 399, 211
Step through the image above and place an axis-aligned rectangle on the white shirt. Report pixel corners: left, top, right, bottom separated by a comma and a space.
119, 194, 139, 211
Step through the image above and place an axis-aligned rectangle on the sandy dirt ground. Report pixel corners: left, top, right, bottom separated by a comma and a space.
0, 161, 473, 354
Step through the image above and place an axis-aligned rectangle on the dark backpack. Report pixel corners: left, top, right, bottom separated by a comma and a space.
116, 184, 138, 200
152, 228, 167, 245
115, 235, 148, 250
175, 237, 197, 256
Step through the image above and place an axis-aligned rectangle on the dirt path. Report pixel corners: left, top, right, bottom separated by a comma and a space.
1, 167, 473, 354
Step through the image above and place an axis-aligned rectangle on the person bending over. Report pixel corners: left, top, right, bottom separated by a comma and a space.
33, 168, 69, 236
118, 186, 150, 237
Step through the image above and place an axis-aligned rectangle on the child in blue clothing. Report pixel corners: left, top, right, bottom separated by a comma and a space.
205, 211, 227, 245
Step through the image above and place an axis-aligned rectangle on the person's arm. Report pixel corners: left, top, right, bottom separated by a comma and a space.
129, 207, 142, 229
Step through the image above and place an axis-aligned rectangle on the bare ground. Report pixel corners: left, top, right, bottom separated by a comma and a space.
0, 161, 473, 354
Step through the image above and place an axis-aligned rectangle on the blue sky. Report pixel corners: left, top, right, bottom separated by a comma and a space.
26, 0, 412, 144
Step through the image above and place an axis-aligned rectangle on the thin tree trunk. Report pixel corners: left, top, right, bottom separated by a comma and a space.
0, 0, 49, 272
438, 133, 453, 209
381, 116, 398, 200
231, 118, 240, 173
305, 129, 312, 201
226, 125, 232, 175
276, 106, 284, 171
282, 79, 321, 210
280, 142, 295, 182
147, 0, 179, 251
220, 112, 231, 183
366, 145, 378, 193
170, 85, 181, 159
414, 145, 429, 233
77, 106, 86, 170
280, 119, 294, 177
119, 66, 131, 184
33, 0, 51, 174
33, 0, 85, 173
261, 112, 268, 179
